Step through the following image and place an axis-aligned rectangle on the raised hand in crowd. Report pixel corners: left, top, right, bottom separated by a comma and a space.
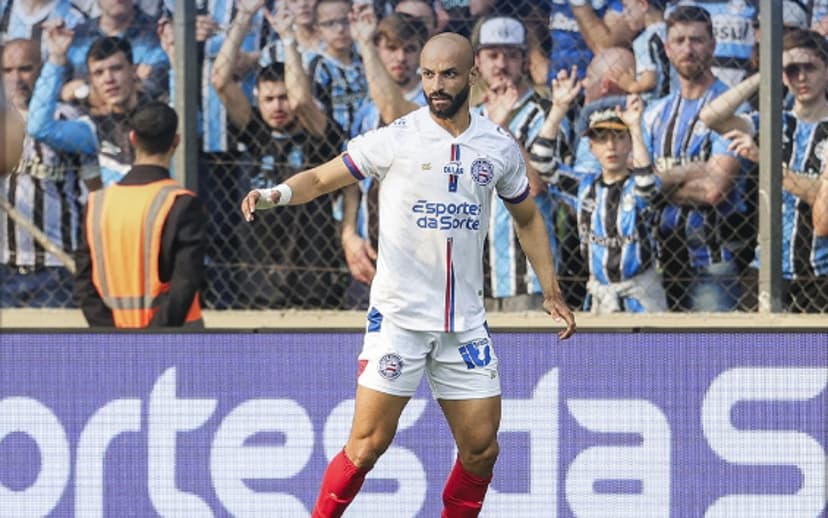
617, 93, 643, 127
237, 0, 266, 16
350, 1, 377, 46
196, 12, 220, 42
617, 94, 650, 169
43, 18, 74, 65
44, 18, 103, 110
157, 16, 175, 60
264, 0, 296, 40
537, 65, 581, 143
155, 12, 219, 54
483, 81, 520, 129
551, 65, 582, 110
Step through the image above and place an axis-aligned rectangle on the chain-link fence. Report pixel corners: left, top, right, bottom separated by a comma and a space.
2, 0, 827, 314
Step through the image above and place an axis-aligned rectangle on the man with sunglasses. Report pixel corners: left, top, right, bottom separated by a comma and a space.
700, 28, 828, 312
745, 0, 810, 111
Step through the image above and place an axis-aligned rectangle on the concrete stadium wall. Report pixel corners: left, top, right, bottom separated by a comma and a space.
2, 308, 827, 330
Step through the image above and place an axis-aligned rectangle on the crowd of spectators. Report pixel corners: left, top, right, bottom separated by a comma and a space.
2, 0, 827, 314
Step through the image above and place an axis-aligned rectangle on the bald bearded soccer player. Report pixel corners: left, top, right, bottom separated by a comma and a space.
240, 32, 576, 517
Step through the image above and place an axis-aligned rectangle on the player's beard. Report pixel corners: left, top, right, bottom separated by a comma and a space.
427, 83, 470, 120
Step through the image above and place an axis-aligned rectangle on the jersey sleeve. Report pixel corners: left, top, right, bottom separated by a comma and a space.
495, 139, 530, 203
634, 35, 656, 74
344, 125, 396, 181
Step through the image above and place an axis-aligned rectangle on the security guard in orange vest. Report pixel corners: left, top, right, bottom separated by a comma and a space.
74, 102, 205, 327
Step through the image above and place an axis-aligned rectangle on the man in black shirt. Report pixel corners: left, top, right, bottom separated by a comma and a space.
213, 1, 346, 308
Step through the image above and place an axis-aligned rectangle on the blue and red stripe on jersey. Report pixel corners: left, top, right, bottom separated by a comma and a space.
448, 144, 460, 193
444, 237, 456, 332
342, 153, 365, 180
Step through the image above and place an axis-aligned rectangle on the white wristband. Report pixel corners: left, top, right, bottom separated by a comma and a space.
569, 0, 588, 6
255, 184, 292, 209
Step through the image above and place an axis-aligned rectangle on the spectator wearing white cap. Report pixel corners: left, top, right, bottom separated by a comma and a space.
470, 15, 573, 311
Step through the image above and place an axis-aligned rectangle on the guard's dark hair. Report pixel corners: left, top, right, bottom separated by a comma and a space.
129, 101, 178, 155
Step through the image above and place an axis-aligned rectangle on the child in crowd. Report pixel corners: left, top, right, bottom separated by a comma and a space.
535, 83, 666, 312
577, 98, 667, 313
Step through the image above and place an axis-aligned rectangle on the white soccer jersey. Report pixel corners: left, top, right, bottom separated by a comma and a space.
344, 107, 530, 332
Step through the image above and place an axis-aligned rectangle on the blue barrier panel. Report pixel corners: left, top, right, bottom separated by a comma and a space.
0, 332, 826, 517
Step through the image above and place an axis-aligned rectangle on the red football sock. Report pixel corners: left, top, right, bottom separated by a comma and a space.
311, 449, 370, 518
441, 457, 493, 518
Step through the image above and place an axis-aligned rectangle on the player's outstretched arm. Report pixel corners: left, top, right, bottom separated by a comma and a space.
241, 153, 359, 222
506, 197, 576, 339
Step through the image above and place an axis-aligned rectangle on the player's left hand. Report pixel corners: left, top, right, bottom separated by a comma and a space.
543, 293, 576, 340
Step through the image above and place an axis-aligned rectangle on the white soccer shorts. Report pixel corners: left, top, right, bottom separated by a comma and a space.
357, 312, 500, 400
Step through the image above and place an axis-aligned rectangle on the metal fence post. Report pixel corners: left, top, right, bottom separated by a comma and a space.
757, 2, 783, 313
173, 1, 198, 193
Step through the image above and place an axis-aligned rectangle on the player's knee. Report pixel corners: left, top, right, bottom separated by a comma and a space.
346, 433, 395, 470
459, 440, 499, 473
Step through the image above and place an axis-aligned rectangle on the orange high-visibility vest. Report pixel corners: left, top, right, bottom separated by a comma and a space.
86, 179, 202, 328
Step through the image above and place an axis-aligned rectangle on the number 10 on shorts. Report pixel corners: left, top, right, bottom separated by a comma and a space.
458, 338, 492, 369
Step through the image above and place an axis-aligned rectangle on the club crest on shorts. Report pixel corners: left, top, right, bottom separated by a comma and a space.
470, 158, 494, 186
378, 353, 404, 380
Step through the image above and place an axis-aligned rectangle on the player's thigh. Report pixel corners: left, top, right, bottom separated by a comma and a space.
357, 314, 430, 397
438, 396, 501, 454
348, 384, 410, 448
